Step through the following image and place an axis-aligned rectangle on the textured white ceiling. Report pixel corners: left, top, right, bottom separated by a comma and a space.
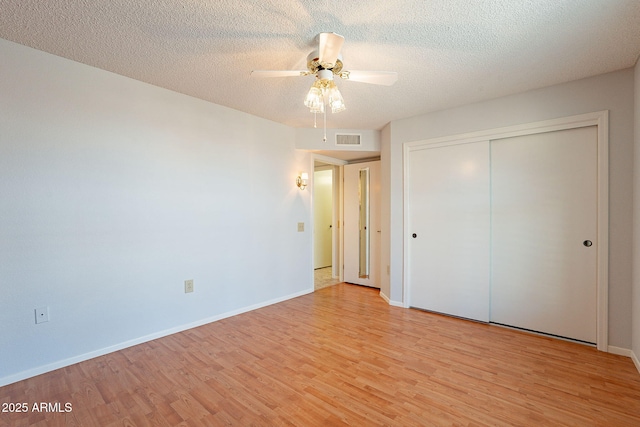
1, 0, 639, 131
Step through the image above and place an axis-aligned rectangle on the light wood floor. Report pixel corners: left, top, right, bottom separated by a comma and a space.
2, 283, 640, 426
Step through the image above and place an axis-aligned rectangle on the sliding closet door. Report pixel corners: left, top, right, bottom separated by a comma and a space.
407, 141, 491, 321
490, 126, 598, 343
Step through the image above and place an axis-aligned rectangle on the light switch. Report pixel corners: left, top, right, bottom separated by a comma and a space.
297, 222, 304, 232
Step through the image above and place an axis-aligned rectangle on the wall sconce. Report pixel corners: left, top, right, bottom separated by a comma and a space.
296, 172, 309, 190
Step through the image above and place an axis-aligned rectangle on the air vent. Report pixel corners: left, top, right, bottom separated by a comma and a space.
336, 134, 361, 146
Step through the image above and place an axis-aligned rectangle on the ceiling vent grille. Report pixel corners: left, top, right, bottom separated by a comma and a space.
336, 134, 361, 146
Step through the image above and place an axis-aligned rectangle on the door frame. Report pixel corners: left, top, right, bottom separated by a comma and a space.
311, 154, 347, 284
313, 167, 334, 269
402, 110, 609, 351
343, 160, 381, 288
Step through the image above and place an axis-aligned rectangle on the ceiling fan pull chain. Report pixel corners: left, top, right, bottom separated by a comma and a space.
323, 109, 327, 142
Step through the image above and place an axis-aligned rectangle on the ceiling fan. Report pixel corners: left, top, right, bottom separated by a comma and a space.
251, 32, 397, 123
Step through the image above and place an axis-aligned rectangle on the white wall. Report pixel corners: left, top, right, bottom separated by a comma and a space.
0, 39, 313, 385
633, 60, 640, 369
387, 69, 635, 349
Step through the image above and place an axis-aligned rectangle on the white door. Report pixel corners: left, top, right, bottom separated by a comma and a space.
490, 126, 598, 343
344, 161, 380, 288
313, 169, 333, 269
407, 141, 491, 321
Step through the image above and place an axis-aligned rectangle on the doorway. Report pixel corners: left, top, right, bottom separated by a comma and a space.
343, 160, 381, 288
313, 159, 343, 290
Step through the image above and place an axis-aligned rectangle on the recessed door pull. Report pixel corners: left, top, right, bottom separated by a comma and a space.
412, 233, 417, 238
583, 240, 593, 247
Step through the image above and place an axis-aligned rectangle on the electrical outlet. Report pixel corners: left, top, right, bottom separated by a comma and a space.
184, 279, 194, 293
35, 306, 49, 324
297, 222, 304, 232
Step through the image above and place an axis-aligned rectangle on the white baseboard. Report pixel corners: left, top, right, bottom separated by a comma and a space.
378, 291, 405, 307
608, 345, 633, 357
632, 350, 640, 374
0, 288, 313, 387
607, 346, 640, 375
378, 291, 390, 304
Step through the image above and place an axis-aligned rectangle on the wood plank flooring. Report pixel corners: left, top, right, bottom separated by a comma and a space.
2, 283, 640, 426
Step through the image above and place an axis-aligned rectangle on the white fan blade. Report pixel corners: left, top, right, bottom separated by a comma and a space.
318, 32, 344, 68
251, 70, 309, 78
340, 70, 398, 86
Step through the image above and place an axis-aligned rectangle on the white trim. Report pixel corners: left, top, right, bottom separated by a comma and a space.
312, 154, 347, 284
402, 143, 411, 308
331, 165, 340, 280
595, 111, 609, 352
608, 345, 640, 374
404, 111, 608, 150
389, 300, 406, 308
379, 291, 390, 303
0, 288, 313, 387
338, 165, 344, 283
607, 347, 640, 374
311, 153, 348, 166
402, 111, 609, 351
608, 346, 633, 357
632, 351, 640, 374
380, 290, 406, 307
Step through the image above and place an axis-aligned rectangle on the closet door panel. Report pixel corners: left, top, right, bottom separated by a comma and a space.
490, 126, 598, 343
408, 141, 491, 322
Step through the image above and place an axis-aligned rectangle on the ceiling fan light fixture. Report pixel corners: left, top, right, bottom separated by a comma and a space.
304, 84, 325, 113
304, 78, 345, 114
251, 32, 397, 128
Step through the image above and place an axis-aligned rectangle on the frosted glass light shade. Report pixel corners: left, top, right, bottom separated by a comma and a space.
328, 86, 346, 113
304, 85, 324, 113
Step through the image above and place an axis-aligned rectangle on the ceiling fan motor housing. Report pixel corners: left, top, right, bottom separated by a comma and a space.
316, 69, 335, 81
307, 51, 344, 74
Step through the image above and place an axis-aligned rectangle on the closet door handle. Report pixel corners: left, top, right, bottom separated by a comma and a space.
583, 240, 593, 247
